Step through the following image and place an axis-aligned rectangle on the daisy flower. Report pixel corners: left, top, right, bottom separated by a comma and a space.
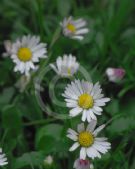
60, 16, 89, 40
11, 35, 47, 76
0, 148, 8, 166
67, 121, 111, 160
106, 67, 125, 82
50, 54, 79, 77
74, 158, 94, 169
62, 79, 110, 122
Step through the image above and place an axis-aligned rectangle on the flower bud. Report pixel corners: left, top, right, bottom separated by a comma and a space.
106, 68, 125, 82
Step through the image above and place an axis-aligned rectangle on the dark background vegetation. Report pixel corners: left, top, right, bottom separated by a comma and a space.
0, 0, 135, 169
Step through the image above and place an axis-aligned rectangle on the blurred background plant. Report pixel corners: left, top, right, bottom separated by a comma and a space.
0, 0, 135, 169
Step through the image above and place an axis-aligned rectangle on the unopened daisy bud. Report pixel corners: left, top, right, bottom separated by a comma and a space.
2, 40, 12, 58
50, 54, 79, 77
0, 148, 8, 166
106, 68, 125, 82
74, 158, 94, 169
10, 35, 47, 76
44, 155, 53, 166
60, 16, 89, 40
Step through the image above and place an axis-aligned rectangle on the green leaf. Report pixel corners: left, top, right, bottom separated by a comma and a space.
105, 99, 119, 115
0, 87, 15, 105
57, 0, 72, 17
2, 105, 22, 137
13, 151, 44, 169
36, 124, 64, 154
107, 117, 135, 135
36, 123, 63, 144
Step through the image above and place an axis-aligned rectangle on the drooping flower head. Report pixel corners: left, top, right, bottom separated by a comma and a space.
106, 68, 125, 82
74, 158, 94, 169
50, 54, 79, 77
60, 16, 89, 40
2, 40, 12, 57
63, 79, 110, 122
0, 148, 8, 166
44, 155, 53, 166
11, 35, 47, 76
67, 121, 111, 160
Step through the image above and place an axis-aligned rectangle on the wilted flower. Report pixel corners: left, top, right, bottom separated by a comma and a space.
63, 79, 110, 122
67, 121, 111, 160
106, 68, 125, 82
44, 155, 53, 166
50, 54, 79, 77
10, 35, 47, 76
60, 16, 89, 40
74, 158, 94, 169
2, 40, 12, 57
0, 148, 8, 166
15, 75, 31, 92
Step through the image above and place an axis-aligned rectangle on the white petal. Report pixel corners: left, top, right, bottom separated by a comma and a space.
93, 106, 103, 112
77, 123, 85, 133
86, 111, 92, 122
86, 147, 100, 159
67, 128, 78, 136
93, 124, 106, 136
96, 98, 110, 103
69, 142, 79, 151
86, 120, 97, 132
95, 137, 108, 141
88, 109, 97, 120
69, 107, 82, 117
92, 143, 109, 154
82, 110, 87, 122
72, 35, 84, 40
75, 28, 89, 35
67, 134, 78, 141
80, 147, 86, 160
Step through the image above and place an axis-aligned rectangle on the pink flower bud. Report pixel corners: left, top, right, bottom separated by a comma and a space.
74, 158, 94, 169
106, 68, 125, 82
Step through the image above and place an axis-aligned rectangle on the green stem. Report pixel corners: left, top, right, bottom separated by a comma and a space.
24, 118, 57, 126
34, 26, 61, 78
36, 0, 44, 39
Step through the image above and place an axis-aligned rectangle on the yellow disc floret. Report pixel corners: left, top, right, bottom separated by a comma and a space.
78, 93, 94, 109
78, 131, 94, 147
17, 47, 32, 62
67, 23, 76, 33
67, 68, 71, 75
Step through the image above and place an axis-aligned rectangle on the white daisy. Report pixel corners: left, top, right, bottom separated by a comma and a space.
74, 158, 94, 169
50, 54, 79, 77
60, 16, 89, 40
62, 79, 110, 122
11, 35, 47, 76
0, 148, 8, 166
67, 121, 111, 160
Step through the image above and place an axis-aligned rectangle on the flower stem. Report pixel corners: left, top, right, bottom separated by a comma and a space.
24, 118, 57, 126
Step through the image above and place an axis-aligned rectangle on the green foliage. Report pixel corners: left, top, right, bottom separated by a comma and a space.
0, 0, 135, 169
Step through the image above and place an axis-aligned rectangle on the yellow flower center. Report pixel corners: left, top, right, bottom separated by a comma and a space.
17, 47, 32, 62
78, 131, 94, 147
67, 68, 71, 75
78, 93, 94, 109
67, 23, 76, 33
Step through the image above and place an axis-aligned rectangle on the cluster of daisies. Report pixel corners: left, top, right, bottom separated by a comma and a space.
63, 80, 111, 168
2, 16, 125, 168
